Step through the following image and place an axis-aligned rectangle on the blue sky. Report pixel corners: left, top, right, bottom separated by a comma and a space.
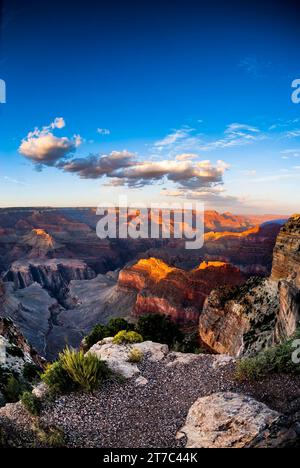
0, 0, 300, 213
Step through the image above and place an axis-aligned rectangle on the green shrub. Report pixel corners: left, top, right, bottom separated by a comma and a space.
236, 331, 300, 381
85, 324, 108, 349
106, 318, 134, 336
59, 348, 109, 392
41, 361, 75, 395
3, 374, 23, 402
23, 362, 41, 382
6, 345, 24, 359
127, 348, 143, 363
21, 391, 41, 416
136, 314, 183, 347
85, 318, 134, 349
113, 330, 143, 345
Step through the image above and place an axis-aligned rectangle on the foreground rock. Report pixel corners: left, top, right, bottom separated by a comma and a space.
177, 392, 297, 448
89, 338, 169, 379
1, 341, 300, 448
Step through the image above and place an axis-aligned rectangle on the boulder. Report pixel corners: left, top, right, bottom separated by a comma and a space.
89, 339, 170, 378
177, 392, 297, 448
88, 338, 139, 379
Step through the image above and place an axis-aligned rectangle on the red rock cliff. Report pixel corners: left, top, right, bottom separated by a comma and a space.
118, 258, 246, 326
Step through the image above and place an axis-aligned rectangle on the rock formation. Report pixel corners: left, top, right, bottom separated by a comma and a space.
199, 215, 300, 356
119, 258, 246, 326
4, 258, 95, 297
199, 278, 279, 356
202, 223, 281, 276
271, 215, 300, 341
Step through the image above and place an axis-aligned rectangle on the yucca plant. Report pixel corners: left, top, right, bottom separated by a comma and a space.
59, 348, 109, 392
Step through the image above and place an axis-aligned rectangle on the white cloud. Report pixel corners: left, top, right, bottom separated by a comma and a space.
153, 123, 263, 156
199, 123, 262, 151
97, 128, 111, 135
19, 118, 81, 166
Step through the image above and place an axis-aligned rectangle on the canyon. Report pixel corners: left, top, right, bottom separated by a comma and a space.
0, 208, 288, 358
1, 210, 300, 449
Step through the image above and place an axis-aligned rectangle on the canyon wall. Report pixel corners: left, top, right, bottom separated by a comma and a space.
199, 215, 300, 356
4, 259, 96, 297
272, 215, 300, 342
119, 258, 246, 326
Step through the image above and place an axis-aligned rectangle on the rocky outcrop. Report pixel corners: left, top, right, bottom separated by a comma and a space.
21, 229, 62, 258
272, 215, 300, 341
177, 392, 298, 448
275, 281, 300, 342
119, 258, 246, 326
271, 215, 300, 286
4, 258, 96, 297
89, 338, 169, 379
199, 278, 279, 356
199, 215, 300, 356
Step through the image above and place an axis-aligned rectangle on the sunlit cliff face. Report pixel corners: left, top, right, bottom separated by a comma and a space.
196, 261, 227, 270
204, 225, 260, 242
130, 257, 231, 284
132, 258, 178, 282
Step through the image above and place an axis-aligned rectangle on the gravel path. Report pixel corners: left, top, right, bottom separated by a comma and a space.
36, 354, 300, 448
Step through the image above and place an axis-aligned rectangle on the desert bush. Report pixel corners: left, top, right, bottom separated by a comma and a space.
59, 348, 109, 392
41, 361, 75, 395
236, 331, 300, 381
21, 391, 41, 416
85, 318, 134, 349
23, 362, 41, 382
3, 374, 23, 402
127, 348, 143, 363
85, 324, 108, 349
106, 318, 134, 336
113, 330, 143, 345
136, 314, 183, 347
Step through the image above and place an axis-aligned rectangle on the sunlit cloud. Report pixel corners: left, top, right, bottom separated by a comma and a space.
19, 118, 82, 167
